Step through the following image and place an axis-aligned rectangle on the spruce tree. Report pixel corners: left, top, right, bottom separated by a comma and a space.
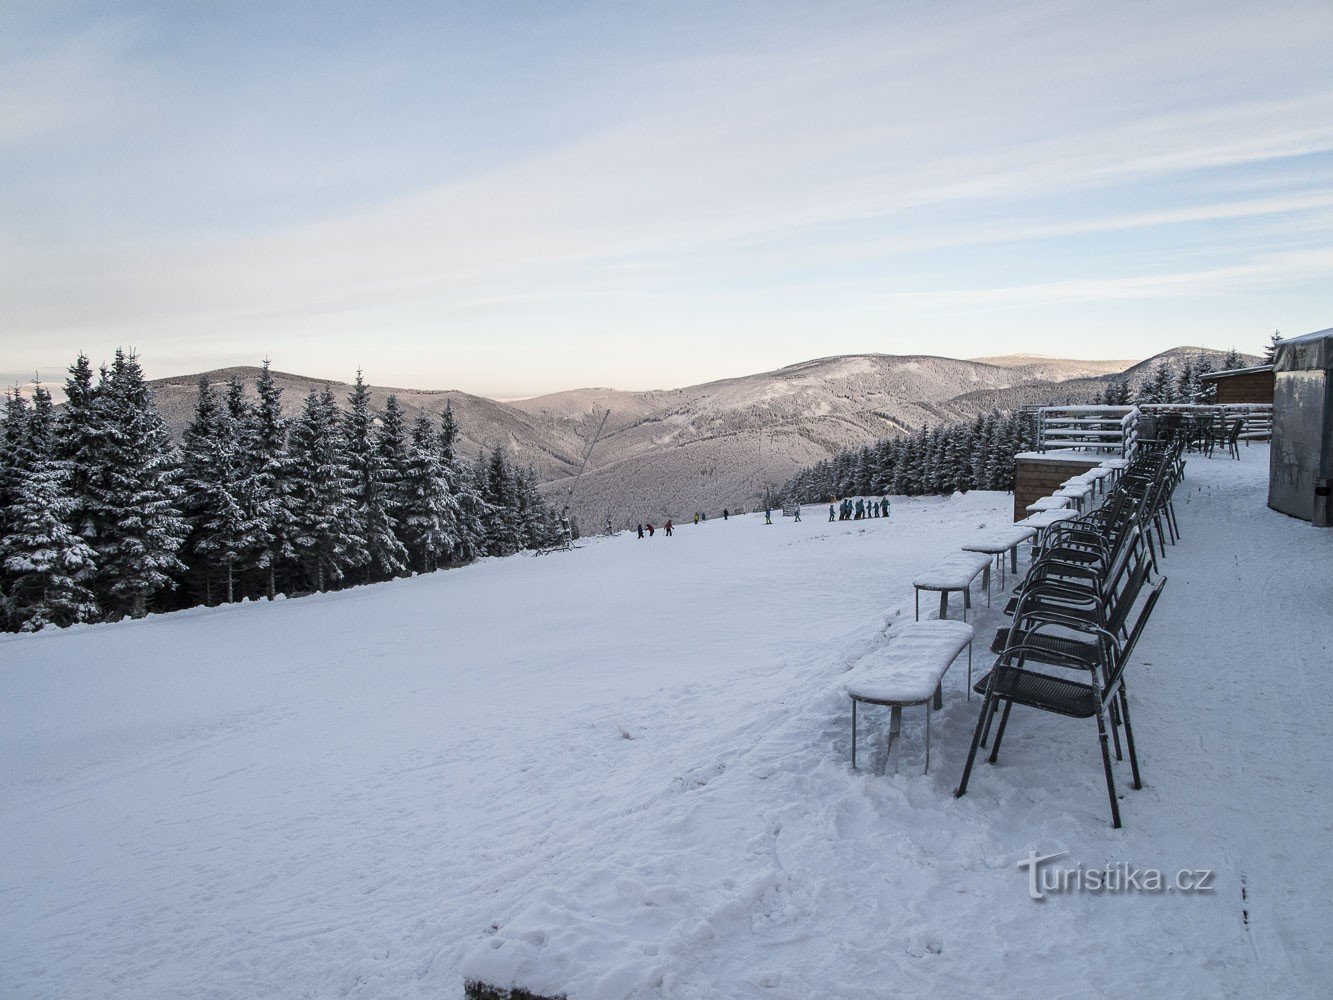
181, 377, 256, 604
376, 395, 412, 555
86, 350, 187, 618
344, 373, 405, 580
56, 353, 101, 542
439, 401, 460, 462
2, 452, 99, 631
251, 362, 296, 598
288, 388, 360, 591
482, 446, 523, 556
1264, 330, 1282, 364
399, 414, 463, 572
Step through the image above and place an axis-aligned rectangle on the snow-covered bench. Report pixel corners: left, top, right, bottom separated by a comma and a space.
961, 525, 1038, 586
848, 620, 975, 773
912, 551, 992, 622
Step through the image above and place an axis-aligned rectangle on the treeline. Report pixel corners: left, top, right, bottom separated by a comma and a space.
1093, 349, 1242, 406
783, 410, 1039, 502
784, 349, 1253, 504
0, 351, 570, 632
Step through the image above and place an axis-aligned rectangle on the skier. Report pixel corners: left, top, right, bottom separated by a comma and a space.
637, 523, 644, 539
723, 508, 729, 520
665, 519, 674, 537
605, 517, 613, 534
793, 506, 801, 522
693, 513, 699, 525
702, 512, 707, 521
855, 498, 864, 519
646, 522, 655, 537
882, 495, 891, 518
764, 506, 772, 525
828, 503, 836, 522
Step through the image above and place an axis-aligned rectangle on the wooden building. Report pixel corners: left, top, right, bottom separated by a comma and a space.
1200, 365, 1274, 404
1012, 451, 1105, 521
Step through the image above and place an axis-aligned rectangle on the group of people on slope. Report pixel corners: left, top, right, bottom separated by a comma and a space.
830, 496, 891, 521
636, 519, 674, 538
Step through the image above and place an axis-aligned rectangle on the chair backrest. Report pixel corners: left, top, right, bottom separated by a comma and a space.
1102, 577, 1167, 695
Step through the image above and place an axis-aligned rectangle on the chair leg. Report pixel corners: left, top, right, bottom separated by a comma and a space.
1095, 705, 1123, 828
939, 590, 949, 621
979, 696, 995, 748
966, 642, 972, 701
955, 691, 994, 797
1118, 686, 1142, 790
915, 588, 920, 621
1110, 701, 1123, 761
987, 701, 1013, 764
962, 587, 971, 623
887, 706, 902, 773
851, 698, 858, 770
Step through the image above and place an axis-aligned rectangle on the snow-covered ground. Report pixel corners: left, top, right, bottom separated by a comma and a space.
3, 445, 1330, 999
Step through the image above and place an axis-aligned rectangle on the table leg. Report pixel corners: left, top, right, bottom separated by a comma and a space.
939, 590, 948, 620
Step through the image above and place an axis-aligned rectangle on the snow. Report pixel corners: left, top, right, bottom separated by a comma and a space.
911, 551, 992, 591
845, 622, 974, 704
3, 445, 1332, 999
1017, 508, 1081, 529
961, 526, 1037, 554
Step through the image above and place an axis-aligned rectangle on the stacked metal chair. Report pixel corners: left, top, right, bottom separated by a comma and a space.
954, 439, 1182, 827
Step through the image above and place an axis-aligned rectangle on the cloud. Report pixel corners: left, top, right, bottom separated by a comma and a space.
1, 0, 1331, 389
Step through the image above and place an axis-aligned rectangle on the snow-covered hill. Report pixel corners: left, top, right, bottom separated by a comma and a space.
3, 446, 1329, 999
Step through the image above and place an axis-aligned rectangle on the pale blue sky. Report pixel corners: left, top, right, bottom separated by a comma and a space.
2, 0, 1330, 397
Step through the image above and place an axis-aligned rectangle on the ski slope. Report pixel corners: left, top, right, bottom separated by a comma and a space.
2, 445, 1330, 999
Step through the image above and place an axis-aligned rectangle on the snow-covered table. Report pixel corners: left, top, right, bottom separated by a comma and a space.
1015, 508, 1082, 555
1055, 483, 1093, 513
1100, 457, 1129, 486
848, 620, 976, 773
1025, 495, 1071, 514
912, 551, 993, 622
962, 526, 1039, 586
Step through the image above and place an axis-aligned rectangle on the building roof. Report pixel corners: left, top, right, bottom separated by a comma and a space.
1274, 327, 1333, 373
1200, 364, 1273, 380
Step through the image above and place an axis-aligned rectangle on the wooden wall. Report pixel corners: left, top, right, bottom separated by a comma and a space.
1013, 456, 1104, 521
1213, 371, 1274, 404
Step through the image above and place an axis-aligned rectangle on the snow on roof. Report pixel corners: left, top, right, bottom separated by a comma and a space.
1275, 327, 1333, 372
1199, 364, 1273, 380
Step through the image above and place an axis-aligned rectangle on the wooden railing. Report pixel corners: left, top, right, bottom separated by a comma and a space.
1037, 406, 1139, 457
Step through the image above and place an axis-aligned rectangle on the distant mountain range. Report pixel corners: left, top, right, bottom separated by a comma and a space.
150, 346, 1257, 528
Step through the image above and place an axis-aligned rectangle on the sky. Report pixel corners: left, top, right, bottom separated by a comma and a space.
2, 0, 1331, 398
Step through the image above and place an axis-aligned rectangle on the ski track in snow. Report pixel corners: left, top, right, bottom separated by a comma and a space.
1, 445, 1330, 999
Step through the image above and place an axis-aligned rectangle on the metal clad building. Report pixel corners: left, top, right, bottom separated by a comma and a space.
1269, 328, 1333, 525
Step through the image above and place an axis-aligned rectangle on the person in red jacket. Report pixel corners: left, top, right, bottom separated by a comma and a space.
664, 519, 674, 536
646, 522, 655, 537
